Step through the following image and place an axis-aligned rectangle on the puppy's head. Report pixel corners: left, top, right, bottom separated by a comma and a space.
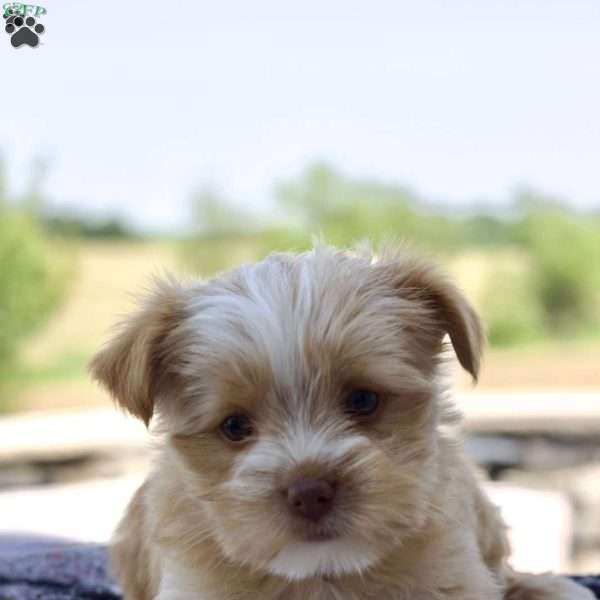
91, 246, 482, 581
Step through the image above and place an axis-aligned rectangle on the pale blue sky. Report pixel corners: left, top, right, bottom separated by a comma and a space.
2, 0, 599, 232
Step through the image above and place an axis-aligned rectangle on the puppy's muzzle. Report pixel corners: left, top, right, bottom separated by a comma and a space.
286, 478, 337, 523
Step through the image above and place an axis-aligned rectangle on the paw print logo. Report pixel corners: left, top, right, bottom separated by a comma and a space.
4, 12, 45, 47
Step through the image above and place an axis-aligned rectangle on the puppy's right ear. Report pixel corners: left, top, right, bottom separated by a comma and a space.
89, 277, 188, 426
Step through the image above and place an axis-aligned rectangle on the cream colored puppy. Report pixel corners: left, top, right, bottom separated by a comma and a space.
91, 245, 593, 600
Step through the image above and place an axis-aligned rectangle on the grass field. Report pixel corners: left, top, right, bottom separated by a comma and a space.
3, 241, 599, 414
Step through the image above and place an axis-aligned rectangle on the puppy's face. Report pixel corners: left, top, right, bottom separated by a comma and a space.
91, 247, 482, 581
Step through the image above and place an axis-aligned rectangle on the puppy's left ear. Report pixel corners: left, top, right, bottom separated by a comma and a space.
89, 277, 188, 426
383, 254, 484, 381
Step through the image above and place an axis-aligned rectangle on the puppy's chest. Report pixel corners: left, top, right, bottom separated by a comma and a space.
275, 581, 408, 600
278, 584, 468, 600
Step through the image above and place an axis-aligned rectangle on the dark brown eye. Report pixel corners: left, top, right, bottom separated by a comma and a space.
220, 414, 253, 442
345, 390, 379, 417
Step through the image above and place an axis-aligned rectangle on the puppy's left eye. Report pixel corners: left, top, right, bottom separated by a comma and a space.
344, 390, 379, 417
220, 414, 253, 442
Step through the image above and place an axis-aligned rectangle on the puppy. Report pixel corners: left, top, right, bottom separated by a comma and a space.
91, 245, 593, 600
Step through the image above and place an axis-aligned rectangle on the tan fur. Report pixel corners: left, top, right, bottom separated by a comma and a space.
91, 245, 593, 600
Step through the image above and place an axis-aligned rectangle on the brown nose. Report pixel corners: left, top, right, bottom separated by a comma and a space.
286, 478, 336, 522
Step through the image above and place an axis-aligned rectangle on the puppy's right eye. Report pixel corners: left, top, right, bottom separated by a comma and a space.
220, 414, 253, 442
344, 389, 380, 417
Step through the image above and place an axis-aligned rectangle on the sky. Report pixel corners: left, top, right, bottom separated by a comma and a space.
2, 0, 600, 232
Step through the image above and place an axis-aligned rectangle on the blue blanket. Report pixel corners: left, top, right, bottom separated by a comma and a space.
0, 534, 598, 599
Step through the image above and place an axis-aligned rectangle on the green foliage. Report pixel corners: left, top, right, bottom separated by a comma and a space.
480, 261, 546, 347
43, 215, 139, 240
180, 164, 600, 347
461, 214, 512, 247
0, 206, 72, 370
277, 164, 463, 251
181, 232, 256, 277
514, 207, 600, 334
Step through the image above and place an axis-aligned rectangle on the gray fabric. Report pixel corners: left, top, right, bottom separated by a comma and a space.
0, 534, 598, 599
0, 534, 121, 600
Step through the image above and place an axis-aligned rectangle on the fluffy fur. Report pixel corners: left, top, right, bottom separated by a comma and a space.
91, 245, 593, 600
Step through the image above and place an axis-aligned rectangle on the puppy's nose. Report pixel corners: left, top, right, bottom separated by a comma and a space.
286, 478, 336, 522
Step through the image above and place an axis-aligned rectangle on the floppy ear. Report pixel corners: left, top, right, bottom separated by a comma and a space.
89, 277, 188, 426
382, 253, 484, 381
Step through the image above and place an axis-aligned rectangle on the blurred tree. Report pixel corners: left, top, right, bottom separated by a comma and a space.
462, 214, 511, 247
180, 187, 266, 276
0, 156, 6, 199
21, 156, 50, 212
43, 214, 139, 239
514, 200, 600, 334
180, 165, 600, 347
192, 186, 251, 238
0, 159, 73, 385
0, 208, 70, 365
481, 259, 545, 346
275, 163, 464, 251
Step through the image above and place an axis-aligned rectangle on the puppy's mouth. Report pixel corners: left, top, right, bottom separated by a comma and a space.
293, 521, 340, 543
303, 528, 338, 542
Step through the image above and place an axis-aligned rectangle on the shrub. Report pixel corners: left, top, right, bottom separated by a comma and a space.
479, 259, 546, 347
0, 206, 71, 368
515, 209, 600, 334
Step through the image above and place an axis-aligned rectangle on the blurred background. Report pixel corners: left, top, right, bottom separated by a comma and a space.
1, 0, 599, 576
